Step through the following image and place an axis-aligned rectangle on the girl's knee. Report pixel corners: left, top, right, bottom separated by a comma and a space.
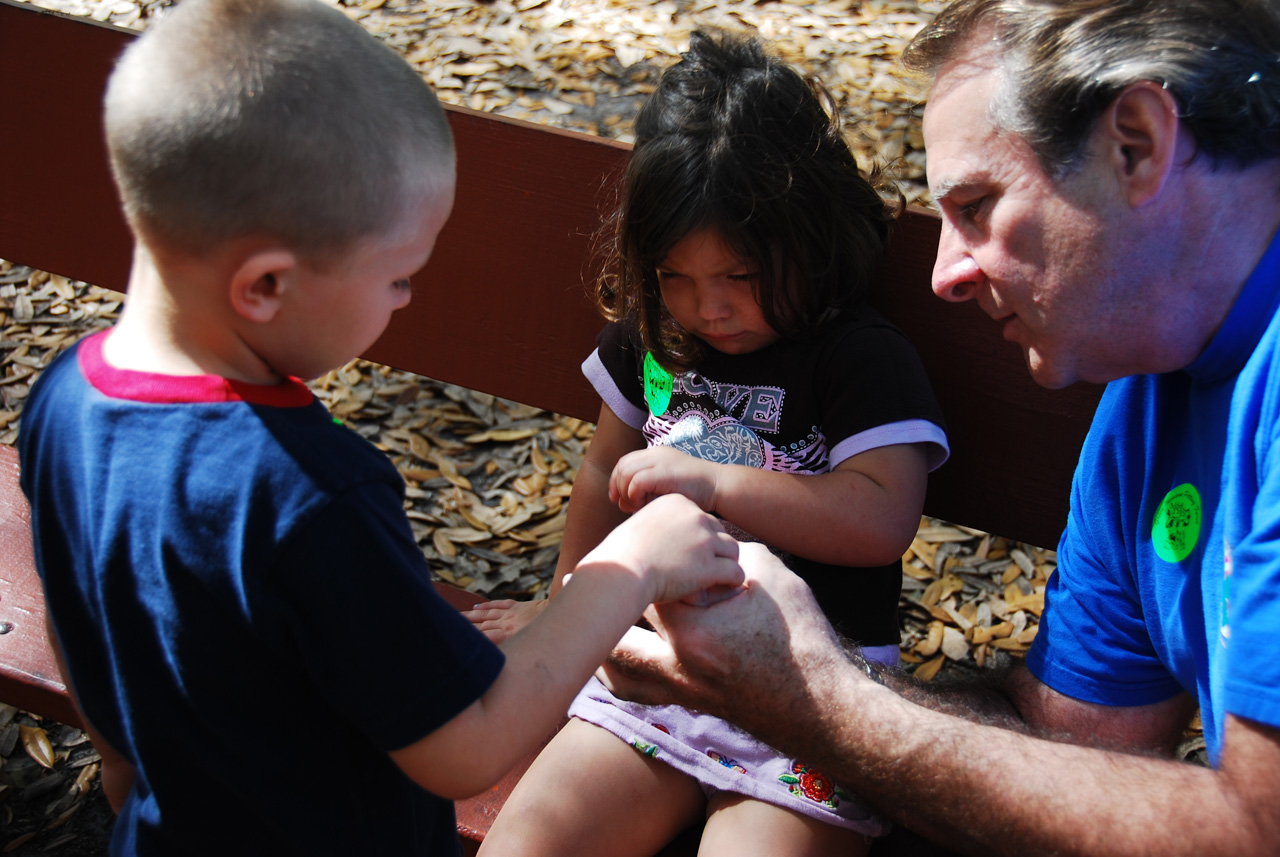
481, 718, 706, 857
700, 793, 871, 857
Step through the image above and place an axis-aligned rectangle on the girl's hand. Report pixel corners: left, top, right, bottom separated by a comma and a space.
609, 446, 720, 514
464, 598, 548, 644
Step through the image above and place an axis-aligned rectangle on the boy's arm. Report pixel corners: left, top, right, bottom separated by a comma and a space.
45, 613, 136, 813
548, 405, 646, 591
611, 442, 929, 567
465, 404, 644, 641
391, 493, 742, 799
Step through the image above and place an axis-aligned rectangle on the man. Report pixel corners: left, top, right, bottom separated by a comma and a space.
602, 1, 1280, 854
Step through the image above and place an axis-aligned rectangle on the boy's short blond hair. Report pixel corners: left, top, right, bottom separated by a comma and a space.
104, 0, 454, 262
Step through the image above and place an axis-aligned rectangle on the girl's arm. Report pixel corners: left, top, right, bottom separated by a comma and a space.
610, 442, 929, 567
465, 404, 646, 641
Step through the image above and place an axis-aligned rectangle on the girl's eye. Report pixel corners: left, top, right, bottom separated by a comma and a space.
393, 278, 412, 291
728, 272, 757, 282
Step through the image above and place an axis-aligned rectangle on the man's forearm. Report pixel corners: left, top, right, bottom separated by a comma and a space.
783, 664, 1273, 857
852, 645, 1028, 732
611, 554, 1275, 856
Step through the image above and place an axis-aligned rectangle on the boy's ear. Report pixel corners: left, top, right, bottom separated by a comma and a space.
228, 248, 300, 324
1099, 80, 1182, 209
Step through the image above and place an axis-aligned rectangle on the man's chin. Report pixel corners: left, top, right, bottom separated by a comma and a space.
1024, 351, 1078, 390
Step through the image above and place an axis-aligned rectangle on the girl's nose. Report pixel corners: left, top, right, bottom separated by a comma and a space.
695, 282, 732, 320
931, 225, 983, 303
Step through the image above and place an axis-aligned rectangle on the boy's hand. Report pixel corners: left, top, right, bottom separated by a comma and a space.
464, 598, 547, 644
609, 447, 720, 514
581, 493, 742, 605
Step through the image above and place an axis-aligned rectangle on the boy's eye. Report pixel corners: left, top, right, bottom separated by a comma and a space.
393, 278, 412, 291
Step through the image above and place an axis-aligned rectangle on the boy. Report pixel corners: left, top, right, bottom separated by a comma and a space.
16, 1, 743, 854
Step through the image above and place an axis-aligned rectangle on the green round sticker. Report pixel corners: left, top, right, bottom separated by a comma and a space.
1152, 483, 1202, 563
643, 352, 673, 417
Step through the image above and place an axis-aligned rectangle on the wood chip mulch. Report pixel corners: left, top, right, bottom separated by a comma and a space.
0, 1, 1203, 853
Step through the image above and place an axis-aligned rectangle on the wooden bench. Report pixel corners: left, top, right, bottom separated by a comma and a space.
0, 1, 1104, 853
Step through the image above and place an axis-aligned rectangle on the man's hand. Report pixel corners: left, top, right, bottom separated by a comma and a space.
609, 446, 720, 514
600, 542, 847, 743
581, 493, 743, 605
464, 598, 547, 644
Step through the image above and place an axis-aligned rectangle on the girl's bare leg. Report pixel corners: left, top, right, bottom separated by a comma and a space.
697, 791, 872, 857
478, 717, 706, 857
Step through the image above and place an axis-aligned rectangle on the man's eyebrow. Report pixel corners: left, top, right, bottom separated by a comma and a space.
930, 178, 977, 206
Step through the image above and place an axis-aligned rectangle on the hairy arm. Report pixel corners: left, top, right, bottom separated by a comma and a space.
611, 442, 929, 566
808, 670, 1272, 857
604, 548, 1279, 857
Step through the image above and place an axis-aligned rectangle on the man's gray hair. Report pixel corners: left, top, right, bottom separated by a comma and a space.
903, 0, 1280, 178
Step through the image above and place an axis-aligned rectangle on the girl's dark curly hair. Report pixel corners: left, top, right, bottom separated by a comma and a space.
595, 29, 900, 369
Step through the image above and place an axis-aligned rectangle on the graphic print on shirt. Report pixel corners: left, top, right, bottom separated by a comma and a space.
642, 360, 827, 474
1151, 482, 1202, 563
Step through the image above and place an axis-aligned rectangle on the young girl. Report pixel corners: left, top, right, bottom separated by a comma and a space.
468, 29, 948, 856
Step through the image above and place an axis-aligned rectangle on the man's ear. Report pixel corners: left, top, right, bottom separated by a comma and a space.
1099, 80, 1182, 209
228, 247, 299, 324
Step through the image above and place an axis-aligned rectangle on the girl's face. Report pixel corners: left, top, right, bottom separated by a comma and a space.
655, 227, 781, 355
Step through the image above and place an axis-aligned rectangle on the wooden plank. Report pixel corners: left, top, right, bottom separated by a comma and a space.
0, 0, 618, 424
0, 0, 135, 295
366, 105, 626, 424
0, 445, 80, 727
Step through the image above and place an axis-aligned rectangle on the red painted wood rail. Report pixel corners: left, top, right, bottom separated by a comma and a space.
0, 0, 1103, 853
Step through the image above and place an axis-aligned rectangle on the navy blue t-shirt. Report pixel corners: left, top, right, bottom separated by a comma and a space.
19, 332, 504, 855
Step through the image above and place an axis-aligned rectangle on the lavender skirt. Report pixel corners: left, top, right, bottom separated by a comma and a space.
568, 644, 898, 835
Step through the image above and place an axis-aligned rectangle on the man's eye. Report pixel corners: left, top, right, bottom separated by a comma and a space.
959, 198, 987, 221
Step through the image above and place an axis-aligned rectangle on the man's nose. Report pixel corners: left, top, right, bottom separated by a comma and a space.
931, 226, 982, 303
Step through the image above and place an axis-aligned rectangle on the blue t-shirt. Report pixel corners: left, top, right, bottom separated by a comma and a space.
18, 332, 505, 855
1027, 232, 1280, 765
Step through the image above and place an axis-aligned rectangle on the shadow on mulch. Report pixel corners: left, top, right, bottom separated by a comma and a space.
3, 782, 113, 856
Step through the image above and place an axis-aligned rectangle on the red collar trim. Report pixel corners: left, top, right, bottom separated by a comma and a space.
78, 331, 315, 407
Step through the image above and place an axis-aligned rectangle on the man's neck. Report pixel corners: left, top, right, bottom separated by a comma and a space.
1128, 156, 1280, 376
1188, 158, 1280, 325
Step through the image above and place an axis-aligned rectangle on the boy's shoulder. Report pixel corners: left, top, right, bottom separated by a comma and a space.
21, 331, 399, 501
